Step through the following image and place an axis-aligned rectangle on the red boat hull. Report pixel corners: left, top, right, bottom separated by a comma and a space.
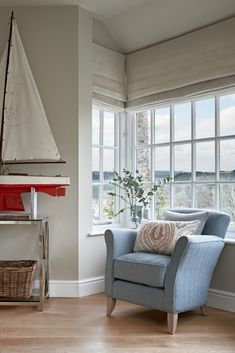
0, 184, 66, 211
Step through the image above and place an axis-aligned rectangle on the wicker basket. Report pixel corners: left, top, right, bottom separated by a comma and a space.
0, 260, 37, 299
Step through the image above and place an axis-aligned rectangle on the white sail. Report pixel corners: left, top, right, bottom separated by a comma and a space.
0, 20, 61, 163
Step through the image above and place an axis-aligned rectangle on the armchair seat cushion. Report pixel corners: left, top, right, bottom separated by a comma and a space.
114, 252, 171, 288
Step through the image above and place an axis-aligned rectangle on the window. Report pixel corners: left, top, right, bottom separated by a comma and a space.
133, 92, 235, 238
92, 108, 119, 225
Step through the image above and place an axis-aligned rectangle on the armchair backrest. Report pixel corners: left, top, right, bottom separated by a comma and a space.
169, 208, 230, 239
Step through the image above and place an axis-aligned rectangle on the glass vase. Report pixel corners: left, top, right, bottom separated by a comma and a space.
130, 205, 143, 228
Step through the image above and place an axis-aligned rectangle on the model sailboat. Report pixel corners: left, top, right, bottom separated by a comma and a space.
0, 12, 70, 217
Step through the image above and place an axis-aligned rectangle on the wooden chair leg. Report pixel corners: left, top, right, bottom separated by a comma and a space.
200, 306, 208, 317
167, 312, 178, 335
106, 297, 116, 316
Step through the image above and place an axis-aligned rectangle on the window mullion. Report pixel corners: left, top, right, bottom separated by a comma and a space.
99, 110, 104, 223
118, 112, 125, 225
115, 113, 119, 174
170, 106, 174, 208
215, 96, 220, 210
192, 101, 196, 207
125, 112, 135, 226
151, 109, 154, 183
131, 113, 136, 173
151, 110, 155, 219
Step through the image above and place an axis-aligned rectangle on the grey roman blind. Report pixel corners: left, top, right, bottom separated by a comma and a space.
126, 17, 235, 110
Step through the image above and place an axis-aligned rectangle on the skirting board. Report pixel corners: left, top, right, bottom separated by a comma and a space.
49, 277, 235, 312
49, 276, 105, 298
49, 278, 235, 313
208, 288, 235, 313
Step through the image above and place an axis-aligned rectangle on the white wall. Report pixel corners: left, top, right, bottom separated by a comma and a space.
0, 6, 79, 280
211, 244, 235, 293
0, 6, 108, 290
208, 243, 235, 312
78, 9, 107, 281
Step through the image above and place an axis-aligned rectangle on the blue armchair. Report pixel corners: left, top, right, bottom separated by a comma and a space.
104, 208, 230, 334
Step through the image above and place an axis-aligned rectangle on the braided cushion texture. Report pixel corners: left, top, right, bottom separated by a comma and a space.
134, 220, 200, 255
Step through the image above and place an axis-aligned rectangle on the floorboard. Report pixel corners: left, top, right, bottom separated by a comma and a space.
0, 293, 234, 352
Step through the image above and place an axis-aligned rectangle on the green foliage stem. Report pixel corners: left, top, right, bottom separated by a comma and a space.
107, 168, 170, 217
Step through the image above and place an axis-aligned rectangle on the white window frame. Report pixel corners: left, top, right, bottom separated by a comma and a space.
132, 90, 235, 239
92, 107, 124, 230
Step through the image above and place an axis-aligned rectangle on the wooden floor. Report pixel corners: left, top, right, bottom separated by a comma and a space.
0, 293, 234, 353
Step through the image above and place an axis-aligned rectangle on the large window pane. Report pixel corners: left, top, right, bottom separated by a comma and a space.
220, 184, 235, 238
136, 111, 151, 145
155, 107, 170, 143
154, 146, 170, 181
174, 144, 191, 181
92, 148, 100, 182
103, 112, 115, 146
220, 139, 235, 181
195, 98, 215, 138
220, 184, 235, 220
103, 149, 115, 180
103, 184, 115, 222
133, 92, 235, 232
173, 184, 192, 208
92, 108, 100, 145
136, 149, 151, 181
174, 102, 191, 141
92, 185, 100, 223
155, 184, 170, 219
196, 141, 215, 181
195, 184, 215, 208
220, 93, 235, 136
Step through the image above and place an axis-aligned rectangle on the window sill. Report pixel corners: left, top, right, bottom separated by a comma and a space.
87, 229, 235, 243
88, 223, 122, 237
87, 231, 105, 237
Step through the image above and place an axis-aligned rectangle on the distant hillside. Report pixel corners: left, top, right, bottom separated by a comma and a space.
92, 170, 235, 182
92, 171, 113, 181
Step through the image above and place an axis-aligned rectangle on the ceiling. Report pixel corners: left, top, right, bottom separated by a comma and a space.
0, 0, 235, 53
0, 0, 148, 15
99, 0, 235, 53
76, 0, 148, 19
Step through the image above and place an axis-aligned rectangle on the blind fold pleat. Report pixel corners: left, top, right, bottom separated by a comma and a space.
126, 76, 235, 111
92, 43, 126, 109
93, 17, 235, 111
126, 17, 235, 109
92, 92, 125, 112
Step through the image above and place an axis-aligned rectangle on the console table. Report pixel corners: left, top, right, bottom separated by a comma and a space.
0, 216, 49, 310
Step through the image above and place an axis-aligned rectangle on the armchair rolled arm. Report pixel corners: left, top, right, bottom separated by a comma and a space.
104, 228, 138, 296
164, 235, 224, 313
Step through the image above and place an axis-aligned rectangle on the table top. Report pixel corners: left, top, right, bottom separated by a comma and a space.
0, 214, 48, 224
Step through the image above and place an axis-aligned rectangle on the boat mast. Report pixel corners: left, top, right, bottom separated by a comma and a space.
0, 11, 14, 170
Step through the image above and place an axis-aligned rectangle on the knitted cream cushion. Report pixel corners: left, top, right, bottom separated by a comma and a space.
134, 220, 200, 255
